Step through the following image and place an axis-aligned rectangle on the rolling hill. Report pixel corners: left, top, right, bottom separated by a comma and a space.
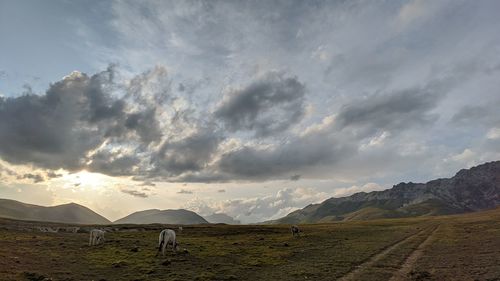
272, 160, 500, 224
0, 199, 110, 224
114, 209, 208, 224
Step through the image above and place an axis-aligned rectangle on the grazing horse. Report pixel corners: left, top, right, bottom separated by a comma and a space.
89, 229, 105, 246
291, 225, 301, 237
157, 229, 179, 256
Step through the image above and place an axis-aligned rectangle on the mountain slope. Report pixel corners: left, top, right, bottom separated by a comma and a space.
273, 161, 500, 224
0, 199, 110, 224
114, 209, 208, 224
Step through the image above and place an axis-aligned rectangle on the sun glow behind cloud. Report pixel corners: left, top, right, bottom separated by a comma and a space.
61, 171, 115, 191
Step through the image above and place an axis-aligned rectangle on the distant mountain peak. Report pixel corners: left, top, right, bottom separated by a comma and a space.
0, 199, 110, 224
271, 160, 500, 224
114, 208, 208, 225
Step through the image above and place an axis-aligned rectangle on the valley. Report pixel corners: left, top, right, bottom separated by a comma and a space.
1, 208, 498, 280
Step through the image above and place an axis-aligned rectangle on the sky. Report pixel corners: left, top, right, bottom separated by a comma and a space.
0, 0, 499, 223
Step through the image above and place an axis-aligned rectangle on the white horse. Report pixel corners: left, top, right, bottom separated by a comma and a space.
89, 229, 105, 246
156, 229, 179, 256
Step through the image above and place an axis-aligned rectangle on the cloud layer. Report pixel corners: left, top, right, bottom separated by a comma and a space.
1, 0, 500, 223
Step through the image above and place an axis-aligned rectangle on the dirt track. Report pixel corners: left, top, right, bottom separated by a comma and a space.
338, 225, 439, 281
389, 226, 440, 281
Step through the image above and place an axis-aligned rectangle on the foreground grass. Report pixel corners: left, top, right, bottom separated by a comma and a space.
411, 210, 500, 280
0, 208, 499, 281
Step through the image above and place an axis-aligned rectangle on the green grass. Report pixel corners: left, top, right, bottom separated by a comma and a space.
0, 208, 499, 280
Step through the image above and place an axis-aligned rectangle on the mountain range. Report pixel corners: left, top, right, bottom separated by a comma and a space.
1, 161, 499, 225
0, 199, 110, 224
271, 161, 500, 224
0, 198, 240, 225
114, 209, 208, 224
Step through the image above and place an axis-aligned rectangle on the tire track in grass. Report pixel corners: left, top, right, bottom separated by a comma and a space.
389, 225, 440, 281
337, 225, 436, 281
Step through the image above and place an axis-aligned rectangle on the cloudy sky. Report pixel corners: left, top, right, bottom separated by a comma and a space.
1, 0, 499, 223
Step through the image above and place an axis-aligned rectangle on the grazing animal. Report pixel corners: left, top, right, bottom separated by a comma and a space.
291, 225, 301, 237
178, 226, 183, 232
89, 229, 105, 246
48, 227, 59, 233
38, 226, 59, 233
157, 229, 179, 256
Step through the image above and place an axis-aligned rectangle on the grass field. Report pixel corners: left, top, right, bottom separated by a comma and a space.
0, 208, 499, 281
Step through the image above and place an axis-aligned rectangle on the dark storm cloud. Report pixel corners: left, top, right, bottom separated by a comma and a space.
124, 109, 163, 144
172, 83, 444, 182
336, 86, 443, 135
216, 130, 355, 180
209, 81, 449, 181
150, 128, 222, 177
451, 100, 500, 126
0, 65, 225, 181
0, 69, 117, 170
215, 72, 306, 137
123, 66, 170, 143
0, 66, 167, 174
0, 64, 469, 184
88, 150, 140, 176
451, 105, 485, 124
81, 68, 125, 124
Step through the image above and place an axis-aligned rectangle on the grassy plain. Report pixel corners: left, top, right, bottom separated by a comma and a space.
0, 208, 499, 281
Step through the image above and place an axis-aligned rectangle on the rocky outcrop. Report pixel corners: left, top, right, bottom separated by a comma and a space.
273, 161, 500, 224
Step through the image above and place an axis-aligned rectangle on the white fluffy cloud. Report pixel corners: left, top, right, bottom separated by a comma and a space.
181, 185, 387, 223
